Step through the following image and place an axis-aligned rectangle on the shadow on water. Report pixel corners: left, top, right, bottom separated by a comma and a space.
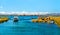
13, 22, 19, 25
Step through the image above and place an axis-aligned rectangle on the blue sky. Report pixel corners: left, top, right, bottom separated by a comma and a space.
0, 0, 60, 12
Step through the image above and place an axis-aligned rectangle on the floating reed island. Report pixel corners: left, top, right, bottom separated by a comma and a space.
32, 16, 60, 27
0, 17, 8, 23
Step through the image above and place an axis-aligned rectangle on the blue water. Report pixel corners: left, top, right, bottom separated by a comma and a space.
0, 16, 60, 35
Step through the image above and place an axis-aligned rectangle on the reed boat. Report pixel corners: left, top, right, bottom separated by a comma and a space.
13, 16, 18, 22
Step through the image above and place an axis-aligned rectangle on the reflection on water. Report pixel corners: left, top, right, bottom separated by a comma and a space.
0, 16, 59, 35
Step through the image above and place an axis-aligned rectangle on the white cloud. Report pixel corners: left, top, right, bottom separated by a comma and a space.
0, 11, 49, 15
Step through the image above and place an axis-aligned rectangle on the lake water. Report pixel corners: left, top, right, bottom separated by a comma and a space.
0, 16, 60, 35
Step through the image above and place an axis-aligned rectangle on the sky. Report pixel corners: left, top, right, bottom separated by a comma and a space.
0, 0, 60, 13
